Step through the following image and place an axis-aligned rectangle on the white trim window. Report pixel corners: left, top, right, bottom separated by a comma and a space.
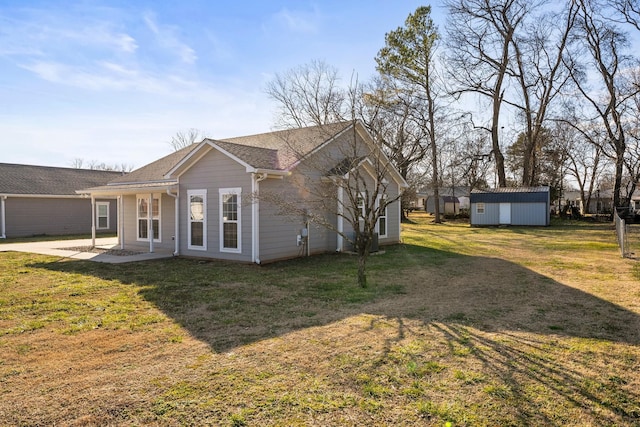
219, 188, 241, 253
377, 194, 388, 238
96, 201, 110, 230
356, 192, 366, 231
188, 190, 207, 250
137, 195, 161, 241
476, 202, 485, 215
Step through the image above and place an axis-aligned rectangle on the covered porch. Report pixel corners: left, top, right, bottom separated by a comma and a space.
78, 182, 180, 256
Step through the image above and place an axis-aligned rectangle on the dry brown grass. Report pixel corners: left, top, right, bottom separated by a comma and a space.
1, 212, 639, 426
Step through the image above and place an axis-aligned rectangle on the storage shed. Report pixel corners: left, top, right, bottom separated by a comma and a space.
425, 195, 460, 215
470, 186, 550, 226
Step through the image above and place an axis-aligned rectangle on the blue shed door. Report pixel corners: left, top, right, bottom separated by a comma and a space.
499, 203, 511, 224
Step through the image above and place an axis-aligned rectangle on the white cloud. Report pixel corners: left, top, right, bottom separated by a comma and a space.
270, 7, 321, 34
142, 11, 197, 64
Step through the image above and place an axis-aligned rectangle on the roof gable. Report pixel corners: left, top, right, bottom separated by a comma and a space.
165, 122, 356, 178
79, 121, 408, 193
0, 163, 124, 196
108, 144, 199, 185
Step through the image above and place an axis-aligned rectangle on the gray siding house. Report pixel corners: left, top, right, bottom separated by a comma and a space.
80, 122, 408, 263
470, 186, 550, 226
0, 163, 121, 238
425, 195, 460, 215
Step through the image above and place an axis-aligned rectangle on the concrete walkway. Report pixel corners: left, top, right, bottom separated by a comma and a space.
0, 237, 174, 264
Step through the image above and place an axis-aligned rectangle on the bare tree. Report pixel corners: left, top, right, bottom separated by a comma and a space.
508, 2, 578, 186
169, 128, 204, 152
71, 159, 133, 172
360, 77, 429, 184
375, 6, 444, 222
265, 66, 405, 287
70, 158, 84, 169
445, 0, 538, 187
558, 120, 606, 214
611, 0, 640, 30
265, 60, 346, 129
255, 120, 404, 288
566, 0, 640, 208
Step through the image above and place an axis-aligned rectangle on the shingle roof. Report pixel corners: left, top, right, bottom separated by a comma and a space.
215, 121, 353, 170
108, 144, 199, 184
0, 163, 124, 196
105, 121, 354, 188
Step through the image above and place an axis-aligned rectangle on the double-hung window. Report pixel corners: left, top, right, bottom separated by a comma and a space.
356, 193, 366, 230
96, 202, 110, 230
137, 195, 160, 241
476, 202, 486, 215
377, 195, 388, 238
188, 190, 207, 250
220, 188, 241, 253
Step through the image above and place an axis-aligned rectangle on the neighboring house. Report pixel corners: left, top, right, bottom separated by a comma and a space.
470, 186, 550, 226
80, 121, 408, 263
561, 189, 614, 215
0, 163, 121, 238
425, 195, 460, 215
409, 193, 428, 211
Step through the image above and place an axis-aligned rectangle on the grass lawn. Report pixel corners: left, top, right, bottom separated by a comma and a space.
1, 212, 639, 426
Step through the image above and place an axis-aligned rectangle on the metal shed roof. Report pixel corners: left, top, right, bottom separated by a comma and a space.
470, 186, 550, 204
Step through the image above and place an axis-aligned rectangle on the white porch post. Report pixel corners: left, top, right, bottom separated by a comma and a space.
91, 195, 96, 247
252, 175, 259, 263
0, 195, 6, 239
118, 195, 124, 250
337, 185, 344, 252
148, 193, 154, 253
165, 188, 179, 256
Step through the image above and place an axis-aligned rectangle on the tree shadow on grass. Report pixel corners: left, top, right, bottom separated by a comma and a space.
27, 243, 640, 351
26, 243, 640, 423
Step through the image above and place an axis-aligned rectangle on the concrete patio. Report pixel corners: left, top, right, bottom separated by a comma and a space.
0, 237, 174, 263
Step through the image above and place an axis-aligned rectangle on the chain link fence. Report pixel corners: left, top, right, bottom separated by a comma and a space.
614, 209, 639, 258
614, 209, 629, 257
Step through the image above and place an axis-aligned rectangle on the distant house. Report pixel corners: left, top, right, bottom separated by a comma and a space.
0, 163, 122, 238
470, 186, 550, 226
425, 195, 460, 215
561, 189, 613, 215
80, 122, 408, 263
409, 192, 428, 211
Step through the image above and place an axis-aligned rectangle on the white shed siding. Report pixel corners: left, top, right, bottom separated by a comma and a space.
178, 149, 253, 262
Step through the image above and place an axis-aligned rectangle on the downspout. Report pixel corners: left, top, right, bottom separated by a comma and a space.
118, 195, 124, 250
306, 220, 310, 257
0, 195, 6, 239
398, 183, 402, 242
148, 193, 154, 253
252, 173, 268, 264
91, 195, 96, 247
166, 188, 179, 256
336, 185, 344, 252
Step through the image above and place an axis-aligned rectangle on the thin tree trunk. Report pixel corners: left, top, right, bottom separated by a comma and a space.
357, 250, 368, 288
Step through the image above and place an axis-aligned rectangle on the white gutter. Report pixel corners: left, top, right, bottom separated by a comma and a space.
166, 188, 179, 256
6, 194, 88, 199
0, 195, 6, 239
252, 173, 268, 264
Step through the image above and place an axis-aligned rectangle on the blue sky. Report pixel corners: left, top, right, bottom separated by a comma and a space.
1, 0, 442, 169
